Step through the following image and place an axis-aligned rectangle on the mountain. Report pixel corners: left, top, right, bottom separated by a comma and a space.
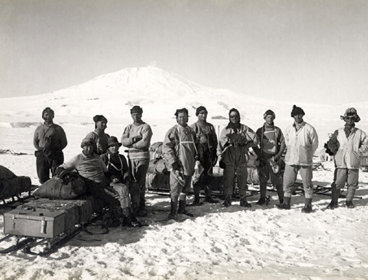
1, 66, 367, 144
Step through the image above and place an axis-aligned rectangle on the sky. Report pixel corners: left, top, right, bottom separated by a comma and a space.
1, 0, 367, 104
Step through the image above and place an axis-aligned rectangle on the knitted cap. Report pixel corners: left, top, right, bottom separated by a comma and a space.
263, 109, 275, 119
291, 105, 305, 117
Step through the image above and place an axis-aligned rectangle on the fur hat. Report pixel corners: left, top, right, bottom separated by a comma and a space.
340, 107, 360, 122
93, 115, 107, 123
80, 138, 94, 148
130, 105, 143, 114
42, 107, 54, 119
175, 108, 189, 116
196, 106, 208, 116
291, 105, 305, 117
107, 136, 122, 148
263, 109, 275, 119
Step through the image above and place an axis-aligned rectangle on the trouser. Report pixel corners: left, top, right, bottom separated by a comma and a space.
283, 165, 313, 199
193, 166, 213, 198
223, 164, 248, 202
110, 182, 131, 209
84, 178, 121, 217
334, 168, 359, 201
169, 172, 192, 204
36, 151, 64, 184
258, 161, 283, 201
129, 159, 149, 213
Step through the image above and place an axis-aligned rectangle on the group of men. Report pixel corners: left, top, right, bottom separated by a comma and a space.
32, 104, 368, 225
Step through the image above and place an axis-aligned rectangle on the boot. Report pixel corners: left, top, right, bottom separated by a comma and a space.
346, 200, 355, 208
326, 187, 339, 210
301, 198, 313, 213
191, 192, 202, 206
346, 187, 356, 208
277, 196, 291, 210
178, 199, 194, 217
168, 200, 178, 220
256, 197, 267, 205
240, 199, 252, 208
223, 195, 232, 207
204, 186, 218, 203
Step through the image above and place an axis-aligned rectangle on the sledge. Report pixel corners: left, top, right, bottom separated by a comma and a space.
1, 198, 95, 256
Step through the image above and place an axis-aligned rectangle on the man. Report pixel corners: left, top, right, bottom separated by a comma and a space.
326, 108, 368, 209
101, 136, 141, 227
121, 106, 153, 217
56, 138, 122, 226
253, 109, 285, 205
33, 107, 68, 183
84, 115, 110, 155
217, 108, 259, 207
163, 108, 197, 219
277, 105, 319, 213
190, 106, 218, 205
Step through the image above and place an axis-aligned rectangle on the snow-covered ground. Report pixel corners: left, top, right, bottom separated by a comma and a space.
1, 67, 368, 279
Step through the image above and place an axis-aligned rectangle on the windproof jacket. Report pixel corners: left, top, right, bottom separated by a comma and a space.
217, 124, 258, 166
284, 121, 318, 166
163, 125, 197, 176
332, 127, 368, 169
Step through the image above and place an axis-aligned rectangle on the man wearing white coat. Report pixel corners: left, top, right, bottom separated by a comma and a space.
277, 105, 319, 213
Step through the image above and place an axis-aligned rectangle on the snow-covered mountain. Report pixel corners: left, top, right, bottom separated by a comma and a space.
1, 66, 367, 145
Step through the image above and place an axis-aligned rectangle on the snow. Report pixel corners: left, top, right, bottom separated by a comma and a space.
1, 66, 368, 279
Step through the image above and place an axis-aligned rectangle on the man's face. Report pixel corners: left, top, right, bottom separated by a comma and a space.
131, 112, 142, 123
176, 112, 188, 126
82, 144, 94, 156
96, 120, 107, 130
43, 112, 54, 123
293, 114, 304, 124
197, 110, 207, 122
265, 115, 274, 125
344, 116, 355, 126
229, 112, 240, 124
108, 144, 119, 154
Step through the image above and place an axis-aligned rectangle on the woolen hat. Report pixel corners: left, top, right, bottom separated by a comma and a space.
130, 105, 143, 114
291, 105, 305, 117
107, 136, 122, 148
340, 107, 360, 122
42, 107, 54, 119
263, 109, 275, 119
196, 106, 208, 116
93, 115, 107, 123
81, 138, 94, 148
175, 108, 189, 116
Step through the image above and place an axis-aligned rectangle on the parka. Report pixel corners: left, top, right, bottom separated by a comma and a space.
284, 121, 318, 166
333, 127, 368, 169
163, 125, 197, 176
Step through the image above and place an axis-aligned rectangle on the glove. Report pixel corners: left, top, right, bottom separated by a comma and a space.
173, 170, 185, 186
171, 162, 180, 171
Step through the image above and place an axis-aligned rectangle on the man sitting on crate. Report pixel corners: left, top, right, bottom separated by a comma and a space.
55, 138, 123, 227
101, 136, 141, 227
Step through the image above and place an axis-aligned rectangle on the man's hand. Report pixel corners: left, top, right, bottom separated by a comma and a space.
132, 135, 142, 143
